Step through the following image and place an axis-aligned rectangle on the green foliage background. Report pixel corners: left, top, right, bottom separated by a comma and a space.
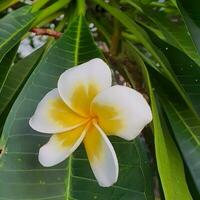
0, 0, 199, 199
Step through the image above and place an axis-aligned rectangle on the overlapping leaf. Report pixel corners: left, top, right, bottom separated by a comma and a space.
0, 16, 154, 200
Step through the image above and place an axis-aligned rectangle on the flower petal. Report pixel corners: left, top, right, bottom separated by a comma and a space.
39, 125, 88, 167
84, 121, 118, 187
29, 89, 87, 133
91, 85, 152, 140
58, 58, 112, 116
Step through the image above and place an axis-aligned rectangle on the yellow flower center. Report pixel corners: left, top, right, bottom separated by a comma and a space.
70, 83, 100, 117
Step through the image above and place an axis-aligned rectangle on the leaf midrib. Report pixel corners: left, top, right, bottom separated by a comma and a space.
74, 16, 82, 65
65, 156, 72, 200
0, 53, 16, 94
65, 15, 82, 200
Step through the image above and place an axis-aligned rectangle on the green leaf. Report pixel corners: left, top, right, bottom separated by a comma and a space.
0, 46, 46, 117
148, 60, 200, 197
163, 99, 200, 194
0, 6, 36, 62
134, 6, 200, 67
125, 45, 192, 200
150, 34, 200, 115
152, 93, 192, 200
0, 16, 154, 200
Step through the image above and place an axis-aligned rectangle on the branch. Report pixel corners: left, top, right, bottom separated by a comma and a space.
31, 28, 62, 39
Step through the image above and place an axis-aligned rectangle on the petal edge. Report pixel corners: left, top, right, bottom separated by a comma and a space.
84, 121, 119, 187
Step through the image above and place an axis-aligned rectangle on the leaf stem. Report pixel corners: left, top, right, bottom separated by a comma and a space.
110, 19, 121, 55
31, 28, 62, 38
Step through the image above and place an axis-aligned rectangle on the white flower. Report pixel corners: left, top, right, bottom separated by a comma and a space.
29, 58, 152, 187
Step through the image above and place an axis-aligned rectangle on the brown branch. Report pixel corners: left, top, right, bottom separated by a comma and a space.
31, 28, 62, 39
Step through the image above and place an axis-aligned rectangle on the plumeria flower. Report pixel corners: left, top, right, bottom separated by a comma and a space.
29, 58, 152, 187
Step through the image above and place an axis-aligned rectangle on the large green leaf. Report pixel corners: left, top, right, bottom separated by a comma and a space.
0, 6, 36, 62
125, 45, 192, 200
0, 16, 154, 200
0, 46, 45, 116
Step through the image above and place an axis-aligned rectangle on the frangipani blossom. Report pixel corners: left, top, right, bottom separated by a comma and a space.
29, 58, 152, 187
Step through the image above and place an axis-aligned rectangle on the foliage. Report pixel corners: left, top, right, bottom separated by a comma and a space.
0, 0, 199, 199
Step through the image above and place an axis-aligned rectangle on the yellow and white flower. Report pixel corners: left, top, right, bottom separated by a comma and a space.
29, 58, 152, 187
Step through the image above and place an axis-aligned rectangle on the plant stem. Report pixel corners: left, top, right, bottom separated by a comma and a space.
110, 19, 121, 55
123, 65, 136, 88
31, 28, 62, 38
31, 0, 49, 12
76, 0, 86, 16
32, 0, 71, 27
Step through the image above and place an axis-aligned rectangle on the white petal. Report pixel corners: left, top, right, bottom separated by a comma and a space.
91, 85, 152, 140
84, 121, 118, 187
39, 125, 88, 167
58, 58, 112, 116
29, 88, 86, 133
